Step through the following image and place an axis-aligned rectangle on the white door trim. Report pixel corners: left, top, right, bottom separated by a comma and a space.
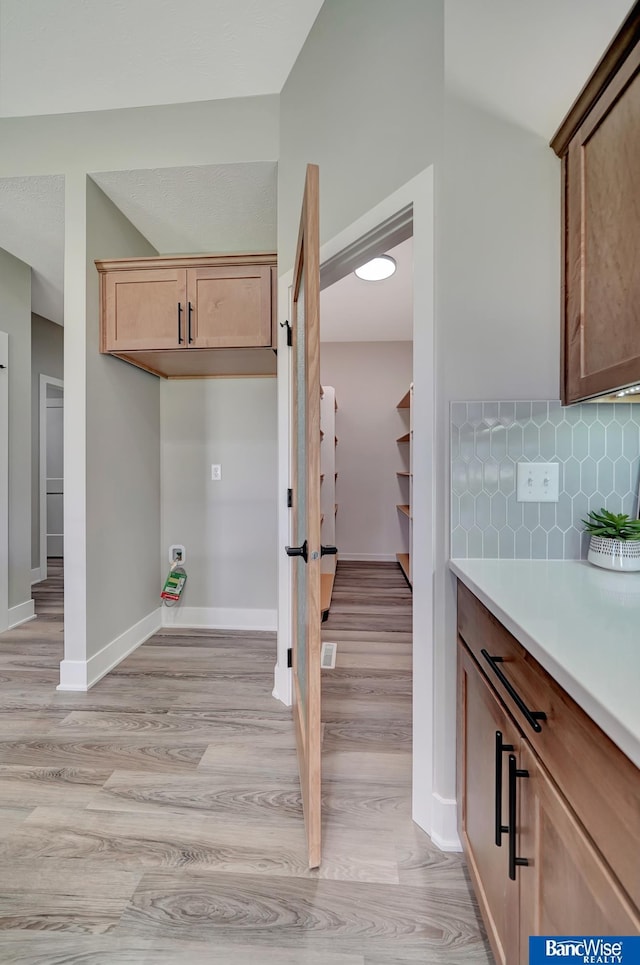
275, 167, 437, 839
0, 332, 8, 632
37, 374, 64, 583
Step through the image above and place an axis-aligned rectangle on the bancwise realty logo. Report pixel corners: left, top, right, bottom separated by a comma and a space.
530, 937, 640, 964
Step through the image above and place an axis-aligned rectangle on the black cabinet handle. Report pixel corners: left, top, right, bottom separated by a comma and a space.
188, 301, 194, 344
508, 753, 529, 880
177, 303, 184, 344
320, 545, 338, 557
481, 649, 547, 733
495, 730, 513, 846
286, 540, 308, 563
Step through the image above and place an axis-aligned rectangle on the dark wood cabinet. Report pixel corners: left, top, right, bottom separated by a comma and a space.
97, 253, 277, 378
551, 2, 640, 403
457, 582, 640, 964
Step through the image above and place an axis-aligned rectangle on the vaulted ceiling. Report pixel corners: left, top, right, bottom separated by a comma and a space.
0, 0, 325, 116
0, 0, 634, 330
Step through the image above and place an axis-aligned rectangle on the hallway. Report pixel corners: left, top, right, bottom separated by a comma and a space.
0, 567, 490, 963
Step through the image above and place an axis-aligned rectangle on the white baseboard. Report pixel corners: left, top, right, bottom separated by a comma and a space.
161, 606, 277, 632
430, 792, 462, 852
8, 599, 36, 629
272, 662, 292, 706
338, 553, 398, 563
31, 567, 44, 585
57, 607, 162, 691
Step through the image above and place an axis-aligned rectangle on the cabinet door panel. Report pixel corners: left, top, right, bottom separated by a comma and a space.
564, 49, 640, 402
188, 265, 272, 348
103, 268, 187, 351
458, 644, 520, 965
519, 742, 640, 959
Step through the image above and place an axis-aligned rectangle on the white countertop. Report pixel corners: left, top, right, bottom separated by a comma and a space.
450, 559, 640, 769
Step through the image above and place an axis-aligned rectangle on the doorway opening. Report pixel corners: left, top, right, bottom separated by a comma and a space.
38, 376, 64, 584
320, 233, 413, 636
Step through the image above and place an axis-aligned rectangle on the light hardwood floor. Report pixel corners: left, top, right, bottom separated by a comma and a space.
0, 561, 491, 964
322, 561, 412, 634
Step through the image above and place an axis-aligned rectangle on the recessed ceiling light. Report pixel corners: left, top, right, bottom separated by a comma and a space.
354, 255, 397, 281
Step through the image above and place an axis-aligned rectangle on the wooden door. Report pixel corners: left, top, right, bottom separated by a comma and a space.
288, 164, 322, 869
458, 644, 520, 965
102, 268, 187, 351
518, 742, 640, 960
563, 47, 640, 402
187, 265, 272, 348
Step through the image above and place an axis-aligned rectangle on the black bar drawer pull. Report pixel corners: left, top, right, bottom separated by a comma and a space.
495, 730, 513, 846
320, 545, 338, 557
481, 649, 547, 733
188, 301, 194, 343
508, 753, 529, 880
177, 303, 184, 344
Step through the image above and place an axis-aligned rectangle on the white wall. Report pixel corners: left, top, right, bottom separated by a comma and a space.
0, 95, 279, 178
320, 341, 412, 560
60, 175, 160, 688
276, 0, 442, 834
432, 89, 561, 815
0, 247, 32, 616
84, 179, 161, 660
160, 378, 278, 628
278, 0, 443, 272
31, 313, 63, 571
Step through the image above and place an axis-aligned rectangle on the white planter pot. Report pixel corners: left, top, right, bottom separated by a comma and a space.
587, 535, 640, 572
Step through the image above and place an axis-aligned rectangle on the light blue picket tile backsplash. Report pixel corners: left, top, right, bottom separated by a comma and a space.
451, 401, 640, 560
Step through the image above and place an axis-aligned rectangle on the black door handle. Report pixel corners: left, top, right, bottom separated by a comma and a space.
320, 545, 338, 557
188, 301, 194, 343
286, 540, 308, 563
495, 730, 513, 846
481, 649, 547, 732
177, 303, 184, 344
508, 753, 529, 880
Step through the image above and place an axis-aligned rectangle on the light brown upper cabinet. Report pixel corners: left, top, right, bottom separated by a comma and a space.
96, 253, 277, 379
551, 2, 640, 404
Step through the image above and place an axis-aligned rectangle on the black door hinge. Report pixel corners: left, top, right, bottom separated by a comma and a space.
287, 647, 292, 668
287, 488, 293, 508
280, 320, 292, 347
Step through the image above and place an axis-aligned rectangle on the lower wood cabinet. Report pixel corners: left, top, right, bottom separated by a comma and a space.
518, 743, 638, 943
458, 644, 519, 964
97, 253, 277, 378
457, 582, 640, 964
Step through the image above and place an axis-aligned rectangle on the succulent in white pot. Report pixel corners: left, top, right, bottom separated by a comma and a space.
583, 509, 640, 572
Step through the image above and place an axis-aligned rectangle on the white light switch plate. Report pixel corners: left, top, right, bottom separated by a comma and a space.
516, 462, 559, 502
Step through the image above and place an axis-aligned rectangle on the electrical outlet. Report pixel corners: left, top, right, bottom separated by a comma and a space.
211, 464, 221, 481
169, 544, 185, 564
516, 462, 559, 502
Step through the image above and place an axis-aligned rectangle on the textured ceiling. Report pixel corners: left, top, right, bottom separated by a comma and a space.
93, 162, 277, 254
0, 176, 65, 324
320, 238, 413, 343
446, 0, 632, 140
0, 0, 324, 117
